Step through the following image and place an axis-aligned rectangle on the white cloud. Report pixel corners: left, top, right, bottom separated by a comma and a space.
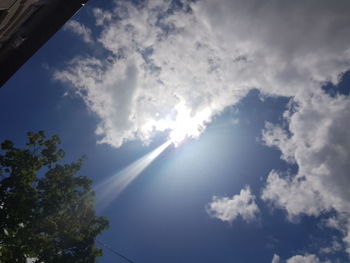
206, 187, 259, 223
55, 0, 350, 147
261, 92, 350, 250
261, 170, 329, 220
285, 254, 328, 263
272, 254, 281, 263
272, 254, 329, 263
64, 20, 93, 44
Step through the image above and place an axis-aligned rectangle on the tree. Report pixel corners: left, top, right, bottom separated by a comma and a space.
0, 131, 108, 263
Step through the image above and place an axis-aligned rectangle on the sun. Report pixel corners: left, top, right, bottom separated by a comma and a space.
167, 103, 212, 146
150, 103, 212, 146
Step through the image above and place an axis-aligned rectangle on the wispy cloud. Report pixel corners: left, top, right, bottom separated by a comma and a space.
272, 254, 281, 263
64, 20, 93, 44
272, 254, 330, 263
319, 240, 343, 255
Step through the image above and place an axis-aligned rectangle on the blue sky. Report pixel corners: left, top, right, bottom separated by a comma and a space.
1, 0, 350, 262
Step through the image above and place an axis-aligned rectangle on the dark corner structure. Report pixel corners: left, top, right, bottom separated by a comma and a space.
0, 0, 88, 87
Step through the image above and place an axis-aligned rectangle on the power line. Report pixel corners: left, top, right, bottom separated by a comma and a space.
96, 239, 136, 263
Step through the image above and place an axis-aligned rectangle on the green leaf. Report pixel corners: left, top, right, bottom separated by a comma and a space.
0, 132, 109, 262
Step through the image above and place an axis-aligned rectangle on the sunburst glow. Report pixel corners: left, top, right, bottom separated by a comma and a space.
153, 103, 212, 146
95, 140, 171, 209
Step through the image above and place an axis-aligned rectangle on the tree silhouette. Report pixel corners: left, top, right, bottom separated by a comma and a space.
0, 131, 108, 263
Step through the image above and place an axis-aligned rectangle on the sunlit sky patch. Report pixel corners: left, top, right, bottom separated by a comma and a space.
95, 139, 171, 208
1, 0, 350, 262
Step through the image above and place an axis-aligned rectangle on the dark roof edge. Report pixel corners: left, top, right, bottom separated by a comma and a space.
0, 0, 88, 88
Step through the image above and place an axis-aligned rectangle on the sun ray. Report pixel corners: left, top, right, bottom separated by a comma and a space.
95, 140, 171, 209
